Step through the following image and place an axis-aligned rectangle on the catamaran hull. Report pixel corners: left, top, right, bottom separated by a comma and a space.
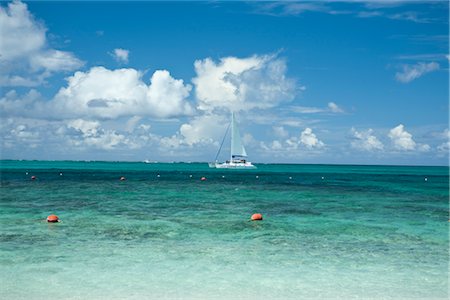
210, 162, 256, 169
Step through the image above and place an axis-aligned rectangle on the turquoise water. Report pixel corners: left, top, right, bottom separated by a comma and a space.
0, 161, 448, 299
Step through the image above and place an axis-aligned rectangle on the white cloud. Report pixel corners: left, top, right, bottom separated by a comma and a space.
0, 1, 83, 86
50, 67, 193, 119
272, 126, 289, 138
125, 116, 142, 133
242, 133, 257, 147
437, 129, 449, 153
179, 114, 227, 146
68, 119, 100, 137
291, 106, 324, 114
192, 54, 296, 112
255, 2, 329, 16
300, 127, 324, 149
388, 124, 415, 150
280, 119, 306, 128
351, 127, 384, 151
0, 1, 45, 61
437, 141, 449, 153
282, 128, 324, 150
327, 102, 344, 113
67, 119, 130, 150
111, 48, 129, 64
2, 67, 194, 121
290, 101, 344, 114
0, 89, 42, 117
395, 62, 439, 83
10, 124, 39, 140
270, 140, 283, 150
30, 50, 83, 72
388, 11, 432, 23
388, 124, 429, 152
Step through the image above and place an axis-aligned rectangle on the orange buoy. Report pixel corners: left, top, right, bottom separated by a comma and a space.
120, 176, 126, 181
201, 177, 207, 181
251, 213, 263, 221
47, 214, 59, 223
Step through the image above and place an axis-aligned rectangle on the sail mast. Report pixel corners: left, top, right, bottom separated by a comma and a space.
214, 121, 230, 162
230, 112, 234, 162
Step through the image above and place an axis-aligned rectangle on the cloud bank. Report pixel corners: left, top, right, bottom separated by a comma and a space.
1, 67, 194, 119
193, 54, 296, 112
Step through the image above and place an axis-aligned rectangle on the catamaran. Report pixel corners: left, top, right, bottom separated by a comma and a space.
209, 112, 256, 169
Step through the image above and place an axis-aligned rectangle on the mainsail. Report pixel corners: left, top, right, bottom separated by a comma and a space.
230, 112, 247, 158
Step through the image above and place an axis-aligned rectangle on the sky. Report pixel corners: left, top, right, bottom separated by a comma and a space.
0, 0, 448, 165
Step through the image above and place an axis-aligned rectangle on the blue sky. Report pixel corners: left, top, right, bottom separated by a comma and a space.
0, 0, 448, 165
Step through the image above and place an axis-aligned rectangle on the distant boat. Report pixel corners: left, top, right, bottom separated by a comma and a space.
209, 112, 256, 169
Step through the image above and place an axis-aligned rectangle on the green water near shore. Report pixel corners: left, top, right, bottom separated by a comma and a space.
0, 161, 448, 299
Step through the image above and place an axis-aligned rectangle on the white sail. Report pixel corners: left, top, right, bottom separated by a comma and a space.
209, 111, 256, 169
231, 112, 247, 158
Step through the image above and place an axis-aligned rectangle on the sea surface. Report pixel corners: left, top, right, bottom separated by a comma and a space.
0, 161, 448, 299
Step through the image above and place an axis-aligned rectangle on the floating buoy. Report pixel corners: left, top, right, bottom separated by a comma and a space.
189, 175, 193, 178
120, 176, 126, 181
60, 172, 63, 176
222, 175, 225, 178
251, 213, 263, 221
256, 175, 259, 179
424, 177, 428, 182
201, 177, 207, 181
289, 176, 292, 180
31, 176, 36, 180
46, 214, 59, 223
157, 174, 161, 178
321, 176, 325, 180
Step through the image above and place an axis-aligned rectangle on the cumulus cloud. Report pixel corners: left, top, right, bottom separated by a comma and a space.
0, 89, 42, 117
111, 48, 129, 64
388, 124, 416, 150
0, 1, 45, 61
351, 127, 384, 151
2, 67, 194, 120
388, 124, 429, 152
282, 128, 325, 150
45, 67, 192, 119
66, 119, 130, 150
395, 62, 439, 83
10, 124, 39, 140
0, 0, 83, 86
179, 114, 227, 146
192, 54, 296, 112
300, 128, 324, 149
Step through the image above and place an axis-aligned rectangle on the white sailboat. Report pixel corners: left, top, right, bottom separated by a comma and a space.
209, 112, 256, 169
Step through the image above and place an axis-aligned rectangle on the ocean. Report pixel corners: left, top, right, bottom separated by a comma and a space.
0, 160, 448, 299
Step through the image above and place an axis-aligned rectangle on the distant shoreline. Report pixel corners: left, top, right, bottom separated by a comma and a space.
0, 159, 448, 168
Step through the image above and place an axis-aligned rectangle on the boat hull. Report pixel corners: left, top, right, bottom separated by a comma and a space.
210, 162, 257, 169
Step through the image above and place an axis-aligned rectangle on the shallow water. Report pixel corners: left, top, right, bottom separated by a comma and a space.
0, 161, 448, 299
